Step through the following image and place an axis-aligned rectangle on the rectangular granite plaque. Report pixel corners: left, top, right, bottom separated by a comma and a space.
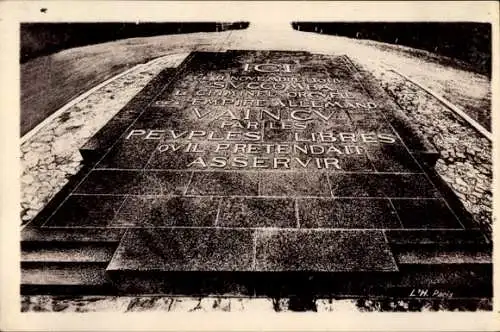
39, 50, 470, 280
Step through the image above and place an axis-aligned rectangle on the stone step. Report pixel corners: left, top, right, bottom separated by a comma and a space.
394, 248, 491, 265
21, 243, 117, 263
20, 265, 491, 297
101, 264, 492, 297
21, 227, 126, 244
103, 227, 491, 297
385, 229, 490, 245
106, 228, 399, 273
259, 264, 492, 298
20, 260, 491, 297
20, 228, 121, 294
21, 263, 114, 295
21, 263, 109, 286
386, 230, 491, 265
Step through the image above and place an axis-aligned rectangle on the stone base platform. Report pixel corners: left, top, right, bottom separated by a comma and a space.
21, 50, 491, 300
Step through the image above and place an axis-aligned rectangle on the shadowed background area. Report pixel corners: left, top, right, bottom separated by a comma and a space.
21, 22, 249, 63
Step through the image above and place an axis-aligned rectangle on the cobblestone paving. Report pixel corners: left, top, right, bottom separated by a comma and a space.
20, 53, 189, 225
369, 68, 492, 232
21, 296, 492, 312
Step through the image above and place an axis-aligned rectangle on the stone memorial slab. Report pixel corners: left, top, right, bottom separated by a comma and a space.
107, 228, 255, 271
21, 50, 490, 298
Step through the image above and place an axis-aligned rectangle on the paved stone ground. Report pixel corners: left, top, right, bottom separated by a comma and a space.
20, 25, 492, 312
